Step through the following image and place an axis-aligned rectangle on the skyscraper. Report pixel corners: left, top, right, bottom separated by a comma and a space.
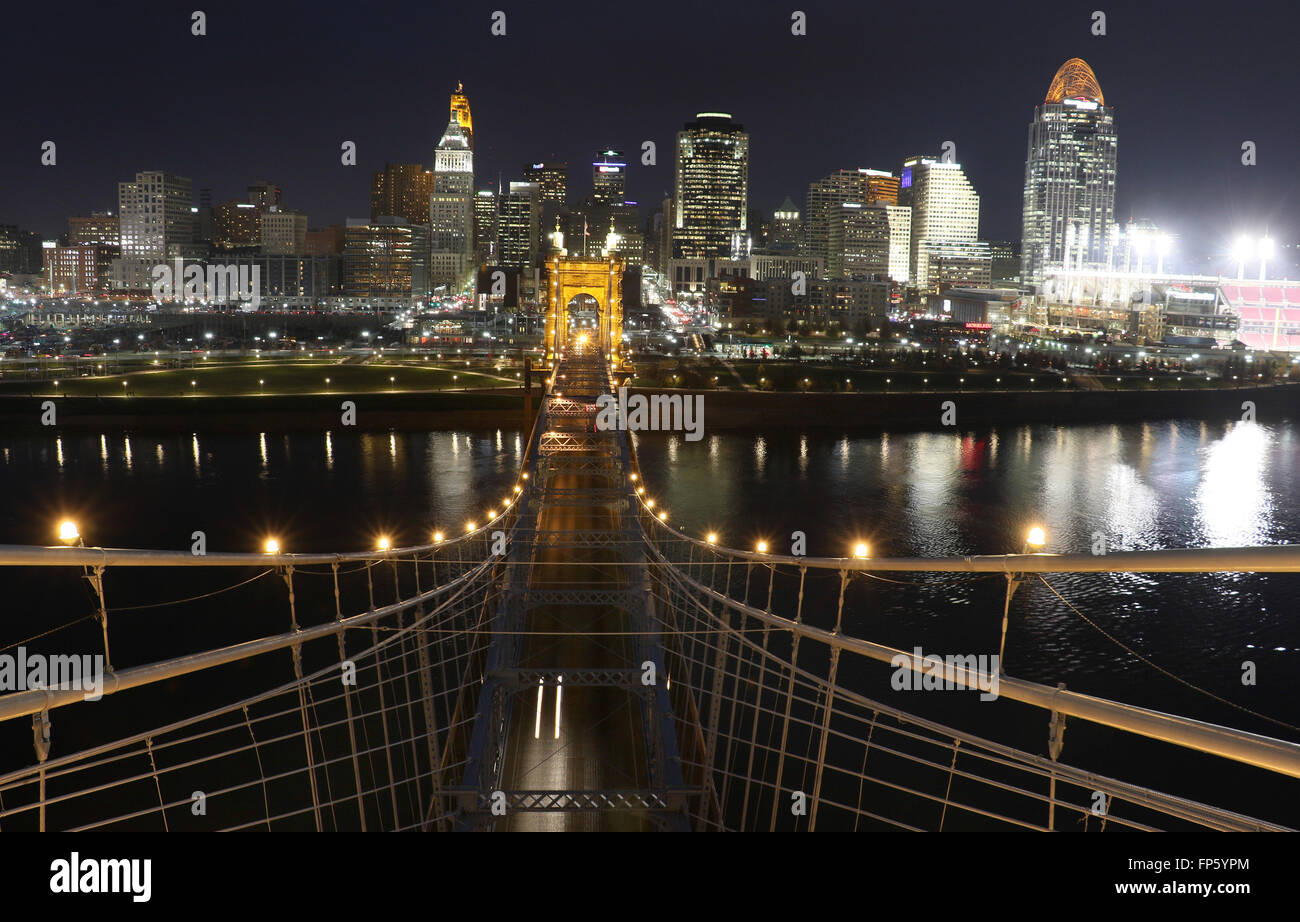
1020, 58, 1117, 285
473, 189, 497, 266
497, 182, 542, 271
901, 156, 982, 291
113, 170, 192, 288
591, 150, 626, 205
672, 113, 748, 260
429, 107, 474, 291
523, 162, 568, 204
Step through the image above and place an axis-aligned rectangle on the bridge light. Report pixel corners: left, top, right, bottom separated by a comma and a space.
630, 473, 637, 481
513, 484, 521, 493
636, 486, 644, 495
853, 542, 869, 559
658, 511, 668, 521
487, 509, 497, 519
376, 536, 391, 551
57, 520, 80, 545
433, 531, 444, 543
706, 533, 718, 544
264, 538, 280, 554
521, 472, 528, 480
1026, 526, 1047, 549
466, 521, 476, 532
645, 498, 654, 509
756, 541, 769, 554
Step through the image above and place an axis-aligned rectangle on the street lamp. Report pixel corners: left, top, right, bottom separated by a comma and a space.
58, 520, 81, 546
264, 538, 280, 554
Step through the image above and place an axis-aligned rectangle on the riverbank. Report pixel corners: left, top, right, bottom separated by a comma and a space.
1, 382, 1294, 432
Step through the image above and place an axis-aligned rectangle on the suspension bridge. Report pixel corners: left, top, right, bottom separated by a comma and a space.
1, 255, 1299, 832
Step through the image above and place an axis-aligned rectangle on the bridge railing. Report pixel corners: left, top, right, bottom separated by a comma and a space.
0, 514, 526, 831
627, 464, 1300, 831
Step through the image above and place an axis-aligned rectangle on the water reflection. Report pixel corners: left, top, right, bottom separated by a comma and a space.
1196, 423, 1272, 547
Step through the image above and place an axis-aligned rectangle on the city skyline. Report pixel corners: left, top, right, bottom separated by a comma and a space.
3, 0, 1297, 274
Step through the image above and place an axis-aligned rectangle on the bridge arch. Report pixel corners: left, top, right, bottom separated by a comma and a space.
543, 254, 626, 362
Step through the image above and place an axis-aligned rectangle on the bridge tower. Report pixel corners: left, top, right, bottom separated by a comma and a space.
543, 251, 626, 366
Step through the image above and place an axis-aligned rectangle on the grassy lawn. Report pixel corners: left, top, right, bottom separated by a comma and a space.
0, 361, 522, 397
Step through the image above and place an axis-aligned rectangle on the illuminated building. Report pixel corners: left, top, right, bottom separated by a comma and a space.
592, 150, 625, 205
804, 169, 899, 271
473, 189, 497, 266
342, 217, 428, 300
113, 171, 192, 289
449, 81, 473, 150
371, 163, 434, 225
246, 181, 281, 210
901, 156, 981, 291
67, 212, 119, 247
672, 113, 748, 260
1021, 58, 1117, 285
497, 182, 542, 272
767, 197, 803, 253
214, 200, 260, 248
43, 244, 116, 293
523, 161, 568, 204
260, 208, 308, 255
429, 101, 474, 291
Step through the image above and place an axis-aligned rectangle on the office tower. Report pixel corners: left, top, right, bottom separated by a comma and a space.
592, 150, 626, 205
429, 108, 474, 291
371, 163, 434, 225
767, 197, 803, 253
67, 213, 119, 247
524, 161, 568, 204
261, 208, 308, 255
342, 218, 428, 299
450, 81, 473, 150
672, 113, 748, 259
901, 156, 981, 290
117, 171, 193, 260
1021, 58, 1117, 284
474, 189, 497, 265
497, 181, 542, 271
827, 203, 889, 278
883, 205, 912, 284
805, 169, 899, 269
113, 171, 192, 288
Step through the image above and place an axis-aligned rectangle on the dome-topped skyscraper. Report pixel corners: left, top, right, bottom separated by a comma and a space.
1020, 58, 1117, 285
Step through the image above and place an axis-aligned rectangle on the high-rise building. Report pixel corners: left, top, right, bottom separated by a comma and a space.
449, 81, 472, 150
497, 182, 542, 272
114, 171, 192, 288
429, 107, 474, 291
592, 150, 626, 205
0, 225, 43, 275
901, 156, 981, 291
117, 171, 192, 260
524, 161, 568, 204
43, 244, 116, 292
261, 208, 308, 255
342, 218, 428, 300
473, 189, 498, 266
672, 113, 748, 260
305, 225, 346, 255
827, 203, 889, 279
1020, 58, 1117, 285
805, 169, 899, 270
371, 164, 434, 225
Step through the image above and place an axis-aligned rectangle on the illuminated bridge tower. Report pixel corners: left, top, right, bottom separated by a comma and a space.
544, 241, 626, 365
1020, 58, 1117, 286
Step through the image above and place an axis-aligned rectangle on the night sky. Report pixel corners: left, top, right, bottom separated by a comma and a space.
5, 0, 1297, 274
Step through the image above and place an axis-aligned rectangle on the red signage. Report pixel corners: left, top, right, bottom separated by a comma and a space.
964, 322, 992, 330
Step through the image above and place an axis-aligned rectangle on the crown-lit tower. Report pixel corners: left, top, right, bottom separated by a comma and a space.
1021, 58, 1117, 285
450, 81, 473, 151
